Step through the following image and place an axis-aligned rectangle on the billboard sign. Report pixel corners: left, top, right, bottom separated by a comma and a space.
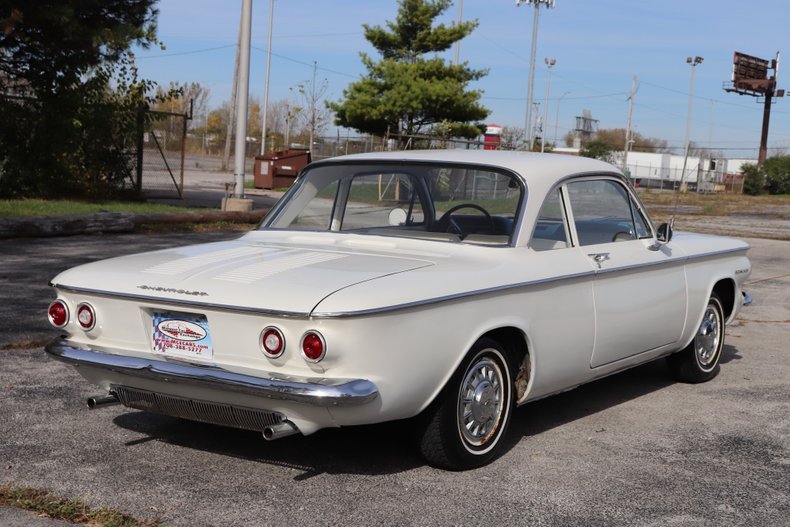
730, 52, 773, 94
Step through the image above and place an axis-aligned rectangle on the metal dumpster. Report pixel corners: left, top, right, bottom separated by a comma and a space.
253, 149, 311, 189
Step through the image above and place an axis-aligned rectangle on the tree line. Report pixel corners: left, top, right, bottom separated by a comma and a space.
0, 0, 491, 198
3, 0, 785, 199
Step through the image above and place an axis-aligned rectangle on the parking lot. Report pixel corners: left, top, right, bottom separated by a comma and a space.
1, 230, 788, 526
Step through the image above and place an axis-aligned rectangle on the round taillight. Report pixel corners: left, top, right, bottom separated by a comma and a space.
76, 303, 96, 331
48, 300, 69, 328
301, 331, 326, 363
260, 326, 285, 358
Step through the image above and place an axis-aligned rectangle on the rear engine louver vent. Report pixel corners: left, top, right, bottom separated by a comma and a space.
113, 385, 284, 432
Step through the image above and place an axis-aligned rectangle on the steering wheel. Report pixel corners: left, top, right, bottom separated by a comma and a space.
436, 203, 495, 236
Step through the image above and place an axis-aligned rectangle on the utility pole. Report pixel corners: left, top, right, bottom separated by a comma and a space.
260, 0, 275, 154
309, 60, 317, 150
623, 75, 636, 173
232, 0, 252, 199
222, 13, 243, 172
553, 91, 569, 145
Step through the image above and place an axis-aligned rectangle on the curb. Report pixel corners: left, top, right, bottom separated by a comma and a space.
0, 209, 269, 239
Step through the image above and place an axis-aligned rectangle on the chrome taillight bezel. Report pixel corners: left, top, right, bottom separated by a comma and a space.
300, 330, 326, 363
259, 326, 286, 358
76, 302, 96, 331
48, 300, 70, 329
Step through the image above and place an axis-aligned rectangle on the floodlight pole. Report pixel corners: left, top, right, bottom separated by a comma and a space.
541, 58, 555, 153
232, 0, 253, 199
517, 0, 555, 151
679, 56, 703, 191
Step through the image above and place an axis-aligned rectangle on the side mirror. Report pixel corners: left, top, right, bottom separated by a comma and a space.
648, 222, 673, 251
656, 222, 673, 243
388, 208, 408, 226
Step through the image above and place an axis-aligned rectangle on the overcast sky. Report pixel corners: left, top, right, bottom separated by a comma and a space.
133, 0, 790, 158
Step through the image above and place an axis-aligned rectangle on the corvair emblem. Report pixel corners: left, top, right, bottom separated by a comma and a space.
157, 320, 207, 341
138, 285, 208, 296
735, 268, 750, 275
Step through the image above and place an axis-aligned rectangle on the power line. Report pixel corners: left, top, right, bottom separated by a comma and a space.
135, 44, 235, 59
484, 92, 627, 102
276, 31, 363, 39
136, 43, 359, 80
639, 79, 790, 116
251, 46, 357, 79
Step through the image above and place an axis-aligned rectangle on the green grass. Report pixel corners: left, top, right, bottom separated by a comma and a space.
0, 199, 205, 217
0, 485, 165, 526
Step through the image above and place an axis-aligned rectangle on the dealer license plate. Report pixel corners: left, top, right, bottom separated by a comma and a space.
151, 311, 213, 361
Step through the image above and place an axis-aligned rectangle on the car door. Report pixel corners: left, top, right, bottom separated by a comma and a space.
564, 177, 687, 368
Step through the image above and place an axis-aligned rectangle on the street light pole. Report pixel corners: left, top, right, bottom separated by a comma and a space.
541, 57, 555, 153
679, 56, 703, 191
516, 0, 555, 151
554, 91, 569, 146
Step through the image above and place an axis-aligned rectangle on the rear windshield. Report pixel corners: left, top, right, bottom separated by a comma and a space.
262, 162, 524, 245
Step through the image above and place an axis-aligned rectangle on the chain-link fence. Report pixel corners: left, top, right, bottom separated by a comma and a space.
136, 110, 189, 198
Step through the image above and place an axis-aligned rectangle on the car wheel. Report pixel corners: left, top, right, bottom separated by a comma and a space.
418, 337, 514, 470
667, 292, 725, 383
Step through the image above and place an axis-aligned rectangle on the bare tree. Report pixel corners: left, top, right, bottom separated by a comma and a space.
294, 63, 330, 148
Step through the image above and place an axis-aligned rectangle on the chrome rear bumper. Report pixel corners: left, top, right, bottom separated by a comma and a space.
45, 337, 378, 408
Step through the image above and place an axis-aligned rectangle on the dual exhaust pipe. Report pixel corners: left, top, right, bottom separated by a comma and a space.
87, 392, 299, 441
262, 420, 299, 441
87, 393, 120, 409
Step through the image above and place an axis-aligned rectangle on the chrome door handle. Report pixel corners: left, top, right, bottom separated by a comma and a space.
588, 252, 610, 268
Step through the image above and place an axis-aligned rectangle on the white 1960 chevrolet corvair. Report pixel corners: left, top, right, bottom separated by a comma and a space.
46, 150, 751, 469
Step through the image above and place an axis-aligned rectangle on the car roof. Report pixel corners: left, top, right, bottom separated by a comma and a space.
319, 150, 623, 193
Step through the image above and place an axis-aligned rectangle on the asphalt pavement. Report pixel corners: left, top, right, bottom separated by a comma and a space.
1, 232, 788, 526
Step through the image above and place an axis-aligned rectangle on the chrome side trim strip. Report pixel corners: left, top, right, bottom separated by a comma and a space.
53, 246, 749, 320
311, 246, 749, 318
51, 283, 310, 319
685, 245, 751, 260
311, 269, 596, 318
594, 256, 687, 275
45, 337, 378, 407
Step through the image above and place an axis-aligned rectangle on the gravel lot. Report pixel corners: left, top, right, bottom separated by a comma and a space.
1, 230, 788, 526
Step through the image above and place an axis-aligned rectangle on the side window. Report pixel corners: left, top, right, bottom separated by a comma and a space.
341, 173, 424, 231
531, 188, 569, 251
631, 197, 651, 239
287, 180, 338, 230
567, 179, 637, 246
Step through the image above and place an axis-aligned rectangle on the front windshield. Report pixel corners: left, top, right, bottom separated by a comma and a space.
262, 162, 524, 245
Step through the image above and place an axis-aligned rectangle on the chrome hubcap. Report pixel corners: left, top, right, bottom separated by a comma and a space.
695, 304, 720, 367
458, 356, 504, 447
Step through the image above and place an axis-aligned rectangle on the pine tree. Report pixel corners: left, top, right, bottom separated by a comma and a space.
330, 0, 489, 147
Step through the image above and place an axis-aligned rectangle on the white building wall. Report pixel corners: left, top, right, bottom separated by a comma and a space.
724, 158, 758, 174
